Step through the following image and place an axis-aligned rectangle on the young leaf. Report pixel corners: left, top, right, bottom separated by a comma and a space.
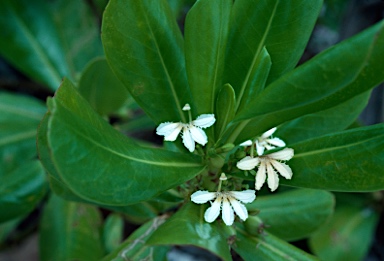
215, 83, 236, 139
44, 79, 205, 205
102, 0, 192, 123
184, 0, 232, 115
103, 214, 124, 254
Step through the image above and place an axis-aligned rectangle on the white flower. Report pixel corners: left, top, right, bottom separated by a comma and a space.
236, 148, 294, 192
191, 190, 256, 226
240, 127, 286, 155
156, 107, 215, 152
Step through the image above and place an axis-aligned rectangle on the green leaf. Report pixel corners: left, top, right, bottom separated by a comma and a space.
39, 195, 105, 261
102, 0, 192, 123
245, 189, 335, 241
0, 217, 23, 244
283, 124, 384, 191
0, 0, 102, 90
43, 79, 204, 205
233, 225, 318, 261
276, 91, 371, 144
103, 214, 124, 254
78, 58, 129, 116
147, 203, 233, 261
184, 0, 232, 115
223, 0, 323, 100
215, 83, 236, 139
103, 216, 169, 261
0, 160, 47, 223
232, 21, 384, 143
309, 206, 379, 261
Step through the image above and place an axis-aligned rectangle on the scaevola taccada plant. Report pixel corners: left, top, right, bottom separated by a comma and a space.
39, 0, 384, 259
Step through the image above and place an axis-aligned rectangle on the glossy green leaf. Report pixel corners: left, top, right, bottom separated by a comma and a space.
185, 0, 232, 115
233, 225, 317, 261
0, 160, 47, 223
309, 206, 378, 261
282, 124, 384, 191
147, 203, 233, 261
0, 0, 102, 90
232, 21, 384, 143
103, 214, 124, 254
223, 0, 322, 100
78, 58, 129, 116
103, 216, 169, 261
0, 92, 46, 175
0, 217, 22, 243
40, 195, 104, 261
102, 0, 192, 123
276, 91, 371, 144
215, 84, 236, 139
245, 189, 335, 241
43, 79, 204, 205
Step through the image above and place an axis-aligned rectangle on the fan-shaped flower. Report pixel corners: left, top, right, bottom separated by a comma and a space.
240, 127, 286, 155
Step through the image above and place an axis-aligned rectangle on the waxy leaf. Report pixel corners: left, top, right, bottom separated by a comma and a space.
0, 0, 102, 90
103, 214, 124, 254
215, 84, 236, 139
102, 0, 192, 123
185, 0, 232, 115
245, 189, 335, 241
103, 216, 169, 261
44, 79, 204, 205
147, 203, 233, 261
309, 206, 378, 261
39, 195, 104, 261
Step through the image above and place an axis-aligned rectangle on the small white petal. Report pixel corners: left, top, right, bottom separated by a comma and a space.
193, 114, 216, 128
221, 197, 234, 226
230, 190, 256, 203
255, 162, 267, 190
204, 196, 222, 223
239, 140, 253, 147
266, 162, 279, 192
164, 125, 182, 141
261, 127, 277, 138
266, 137, 286, 147
270, 148, 294, 161
236, 156, 259, 170
182, 126, 195, 152
189, 125, 208, 146
156, 122, 180, 136
229, 197, 248, 221
256, 140, 265, 155
191, 191, 216, 204
271, 161, 293, 180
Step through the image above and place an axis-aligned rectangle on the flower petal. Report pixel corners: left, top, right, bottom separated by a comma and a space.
239, 140, 253, 147
266, 137, 286, 147
256, 140, 265, 155
236, 156, 259, 170
266, 162, 279, 192
270, 148, 294, 161
230, 190, 256, 203
189, 125, 208, 145
255, 162, 267, 190
156, 122, 180, 136
261, 127, 277, 138
204, 196, 222, 223
193, 114, 216, 128
182, 126, 195, 152
271, 160, 293, 180
191, 191, 216, 204
221, 197, 234, 226
229, 197, 248, 221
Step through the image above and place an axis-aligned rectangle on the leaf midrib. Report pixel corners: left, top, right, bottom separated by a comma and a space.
0, 103, 43, 120
0, 129, 36, 147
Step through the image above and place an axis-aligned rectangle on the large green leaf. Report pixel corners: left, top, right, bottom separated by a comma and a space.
231, 21, 384, 143
215, 84, 236, 139
184, 0, 232, 115
245, 189, 335, 241
282, 124, 384, 191
39, 195, 104, 261
43, 79, 204, 205
309, 206, 378, 261
0, 160, 47, 223
103, 216, 169, 261
233, 225, 317, 261
223, 0, 322, 101
147, 203, 233, 261
0, 0, 102, 90
102, 0, 191, 123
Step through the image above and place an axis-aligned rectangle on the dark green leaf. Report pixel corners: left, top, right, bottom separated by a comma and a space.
245, 189, 335, 241
78, 58, 129, 116
0, 217, 23, 243
0, 0, 102, 90
215, 83, 236, 139
102, 0, 192, 123
39, 195, 104, 261
309, 206, 379, 261
103, 214, 124, 254
147, 203, 233, 261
